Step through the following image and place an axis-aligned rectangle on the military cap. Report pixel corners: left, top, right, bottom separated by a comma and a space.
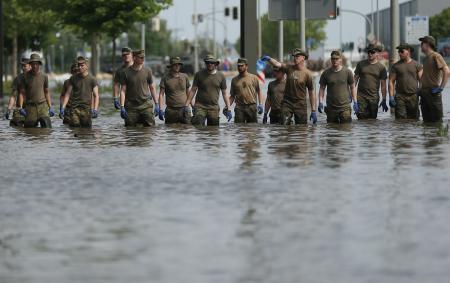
77, 56, 88, 65
132, 49, 145, 58
167, 56, 183, 68
330, 50, 342, 59
203, 54, 220, 64
419, 36, 436, 48
366, 44, 382, 52
237, 58, 248, 65
121, 47, 132, 55
29, 53, 43, 64
70, 62, 78, 72
20, 57, 30, 65
396, 43, 414, 52
291, 48, 309, 59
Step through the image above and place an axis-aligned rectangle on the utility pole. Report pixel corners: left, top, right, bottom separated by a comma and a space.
339, 0, 342, 50
257, 0, 262, 58
194, 0, 199, 73
376, 0, 380, 43
278, 21, 284, 61
141, 23, 145, 51
0, 0, 3, 98
240, 0, 257, 74
213, 0, 216, 57
299, 0, 306, 50
390, 0, 399, 65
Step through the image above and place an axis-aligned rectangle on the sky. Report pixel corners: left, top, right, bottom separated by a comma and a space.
159, 0, 410, 50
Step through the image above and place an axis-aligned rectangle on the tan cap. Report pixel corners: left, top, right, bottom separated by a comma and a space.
167, 56, 183, 68
132, 49, 145, 58
419, 36, 436, 48
291, 48, 309, 59
77, 56, 88, 65
330, 50, 342, 59
121, 47, 132, 54
204, 54, 220, 64
29, 53, 43, 64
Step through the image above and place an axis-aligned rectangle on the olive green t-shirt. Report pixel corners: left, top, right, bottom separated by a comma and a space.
421, 51, 447, 88
160, 72, 191, 108
192, 69, 227, 110
230, 73, 260, 106
355, 60, 387, 99
69, 73, 98, 106
121, 66, 153, 105
267, 79, 286, 111
280, 65, 314, 104
20, 72, 49, 104
390, 59, 422, 94
113, 64, 129, 84
319, 67, 354, 110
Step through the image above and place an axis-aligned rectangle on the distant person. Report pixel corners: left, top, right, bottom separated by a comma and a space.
59, 62, 79, 125
261, 48, 317, 125
4, 58, 31, 127
229, 58, 264, 123
113, 47, 133, 110
388, 44, 423, 120
263, 66, 285, 124
354, 44, 388, 119
18, 53, 55, 128
318, 50, 357, 124
60, 56, 99, 127
119, 49, 159, 127
158, 56, 192, 124
418, 36, 450, 123
184, 55, 232, 126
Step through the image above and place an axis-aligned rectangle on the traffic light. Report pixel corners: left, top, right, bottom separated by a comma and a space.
225, 7, 230, 17
198, 14, 204, 23
336, 6, 340, 17
232, 7, 238, 20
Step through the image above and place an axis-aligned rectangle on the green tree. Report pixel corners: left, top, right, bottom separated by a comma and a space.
430, 7, 450, 40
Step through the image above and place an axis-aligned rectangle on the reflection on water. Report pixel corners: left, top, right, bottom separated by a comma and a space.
0, 85, 450, 283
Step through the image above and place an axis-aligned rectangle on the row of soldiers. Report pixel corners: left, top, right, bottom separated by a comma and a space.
4, 35, 449, 128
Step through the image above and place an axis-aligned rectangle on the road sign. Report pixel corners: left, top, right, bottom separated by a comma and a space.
405, 16, 429, 45
268, 0, 337, 21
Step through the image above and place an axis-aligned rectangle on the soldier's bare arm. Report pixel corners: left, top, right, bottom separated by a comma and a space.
257, 86, 264, 106
318, 85, 326, 106
113, 82, 120, 99
158, 87, 165, 108
62, 84, 73, 109
350, 82, 357, 102
18, 88, 25, 109
7, 90, 17, 111
44, 87, 52, 108
380, 79, 387, 100
185, 86, 197, 107
440, 66, 450, 89
120, 84, 127, 107
221, 88, 231, 109
149, 84, 158, 104
267, 58, 286, 69
92, 86, 99, 111
388, 73, 396, 98
308, 86, 316, 111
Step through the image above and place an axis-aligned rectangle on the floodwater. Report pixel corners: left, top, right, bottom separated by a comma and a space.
1, 80, 450, 283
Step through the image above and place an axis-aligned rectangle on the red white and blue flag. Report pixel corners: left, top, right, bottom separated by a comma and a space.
256, 59, 267, 83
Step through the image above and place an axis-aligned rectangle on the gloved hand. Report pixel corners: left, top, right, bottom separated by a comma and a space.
19, 108, 27, 117
154, 103, 160, 117
183, 106, 190, 115
260, 55, 271, 62
257, 104, 264, 114
353, 102, 360, 114
222, 107, 232, 122
431, 87, 443, 94
379, 99, 388, 112
389, 96, 396, 107
263, 113, 268, 124
158, 108, 165, 121
91, 109, 98, 118
4, 109, 10, 120
318, 102, 324, 113
113, 97, 120, 110
59, 107, 65, 119
120, 106, 128, 120
309, 111, 317, 124
49, 107, 55, 117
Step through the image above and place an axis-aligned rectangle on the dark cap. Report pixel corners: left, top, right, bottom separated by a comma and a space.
132, 49, 145, 58
70, 62, 78, 70
77, 56, 88, 65
167, 56, 183, 68
291, 48, 309, 59
29, 53, 43, 65
237, 58, 248, 65
366, 44, 382, 52
121, 47, 132, 54
204, 54, 220, 64
330, 50, 342, 59
419, 36, 436, 47
396, 43, 414, 52
20, 57, 30, 65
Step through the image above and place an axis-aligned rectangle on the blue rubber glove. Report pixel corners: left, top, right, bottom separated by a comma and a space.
183, 106, 190, 114
353, 102, 360, 114
260, 55, 271, 62
59, 107, 65, 119
19, 108, 27, 117
91, 109, 98, 119
49, 107, 55, 117
389, 96, 396, 107
120, 106, 128, 120
158, 108, 165, 121
257, 104, 264, 114
379, 99, 388, 112
431, 87, 443, 94
113, 97, 120, 110
310, 111, 317, 124
4, 110, 10, 120
263, 113, 268, 124
318, 102, 324, 113
226, 110, 233, 122
154, 103, 160, 117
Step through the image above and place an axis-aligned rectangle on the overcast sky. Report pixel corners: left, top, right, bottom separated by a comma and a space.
159, 0, 410, 49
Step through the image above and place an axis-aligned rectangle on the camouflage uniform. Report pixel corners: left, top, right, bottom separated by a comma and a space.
160, 70, 191, 124
20, 71, 51, 128
230, 72, 260, 123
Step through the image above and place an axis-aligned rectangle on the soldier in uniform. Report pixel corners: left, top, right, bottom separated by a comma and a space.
184, 55, 232, 126
318, 51, 358, 124
113, 47, 133, 110
18, 53, 55, 128
119, 49, 158, 127
229, 58, 264, 123
261, 48, 317, 125
59, 63, 79, 124
4, 58, 31, 127
158, 56, 192, 124
388, 43, 423, 120
418, 36, 450, 123
354, 44, 388, 119
60, 56, 99, 127
263, 67, 285, 124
